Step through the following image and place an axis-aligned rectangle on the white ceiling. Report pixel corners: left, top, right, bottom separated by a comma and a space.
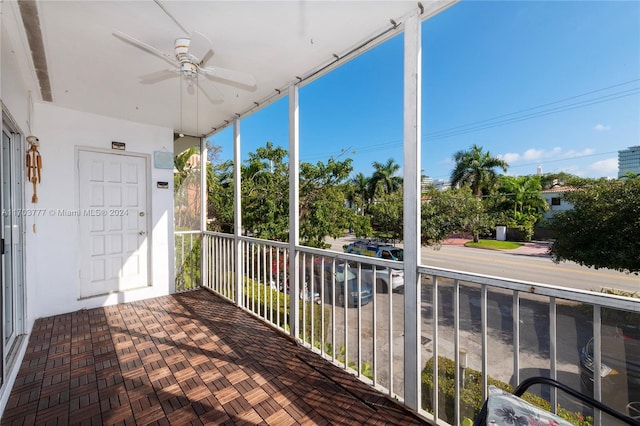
18, 1, 455, 137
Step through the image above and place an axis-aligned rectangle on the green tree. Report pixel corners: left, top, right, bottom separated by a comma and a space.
549, 178, 640, 273
540, 172, 600, 189
497, 175, 548, 241
174, 146, 200, 229
347, 172, 370, 215
421, 189, 461, 245
299, 158, 357, 247
368, 190, 403, 241
422, 187, 495, 244
450, 144, 508, 197
241, 142, 290, 240
222, 141, 362, 247
207, 159, 234, 233
369, 158, 403, 198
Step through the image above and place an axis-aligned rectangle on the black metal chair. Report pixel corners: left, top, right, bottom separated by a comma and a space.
473, 376, 640, 426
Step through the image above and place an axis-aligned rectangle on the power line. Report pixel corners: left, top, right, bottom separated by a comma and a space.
425, 78, 639, 138
508, 151, 619, 169
424, 89, 639, 141
301, 79, 639, 162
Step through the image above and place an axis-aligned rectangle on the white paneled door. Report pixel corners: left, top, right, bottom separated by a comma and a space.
78, 150, 149, 298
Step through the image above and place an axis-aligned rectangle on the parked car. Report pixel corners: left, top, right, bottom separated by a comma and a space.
270, 274, 321, 304
579, 334, 640, 406
348, 262, 404, 293
343, 240, 404, 292
310, 263, 373, 307
344, 240, 404, 261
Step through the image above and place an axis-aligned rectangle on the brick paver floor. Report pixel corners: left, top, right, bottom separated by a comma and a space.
2, 289, 431, 425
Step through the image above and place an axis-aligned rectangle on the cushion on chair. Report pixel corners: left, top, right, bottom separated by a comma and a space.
485, 386, 575, 426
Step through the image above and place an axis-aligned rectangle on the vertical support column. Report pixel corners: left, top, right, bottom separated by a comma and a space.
233, 119, 243, 306
403, 10, 422, 411
288, 84, 300, 339
200, 137, 207, 231
200, 136, 207, 288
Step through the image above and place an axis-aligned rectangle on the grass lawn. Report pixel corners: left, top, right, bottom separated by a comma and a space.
464, 239, 523, 250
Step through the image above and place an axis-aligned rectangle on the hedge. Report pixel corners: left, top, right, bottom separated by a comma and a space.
421, 356, 593, 426
244, 280, 328, 344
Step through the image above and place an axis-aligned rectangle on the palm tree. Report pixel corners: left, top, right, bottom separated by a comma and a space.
499, 175, 548, 216
369, 158, 402, 197
349, 172, 370, 214
174, 146, 200, 229
450, 144, 508, 197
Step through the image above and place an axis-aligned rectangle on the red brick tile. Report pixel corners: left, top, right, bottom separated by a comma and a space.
1, 290, 432, 426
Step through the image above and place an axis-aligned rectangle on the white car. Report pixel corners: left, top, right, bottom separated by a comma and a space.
351, 263, 404, 293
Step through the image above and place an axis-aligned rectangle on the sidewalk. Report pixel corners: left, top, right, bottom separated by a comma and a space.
443, 236, 551, 256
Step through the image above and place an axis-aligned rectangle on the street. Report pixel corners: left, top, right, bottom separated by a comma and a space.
326, 236, 639, 293
421, 243, 639, 294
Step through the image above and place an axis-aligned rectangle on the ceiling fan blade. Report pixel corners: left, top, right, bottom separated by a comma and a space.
200, 66, 256, 88
197, 81, 224, 104
183, 77, 223, 104
139, 69, 179, 84
198, 49, 214, 68
189, 31, 214, 63
113, 30, 176, 67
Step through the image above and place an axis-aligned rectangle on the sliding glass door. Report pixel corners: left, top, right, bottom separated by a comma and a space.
1, 118, 25, 381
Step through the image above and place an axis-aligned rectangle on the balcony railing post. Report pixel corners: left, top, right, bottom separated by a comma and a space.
233, 118, 243, 306
200, 136, 207, 288
288, 84, 300, 338
402, 9, 422, 411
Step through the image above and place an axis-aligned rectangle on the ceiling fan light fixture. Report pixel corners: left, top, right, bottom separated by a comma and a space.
181, 62, 198, 81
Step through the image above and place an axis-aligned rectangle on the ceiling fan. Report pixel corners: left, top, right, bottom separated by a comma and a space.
113, 30, 256, 102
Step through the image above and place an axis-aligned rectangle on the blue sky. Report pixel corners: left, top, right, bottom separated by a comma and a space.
209, 1, 640, 182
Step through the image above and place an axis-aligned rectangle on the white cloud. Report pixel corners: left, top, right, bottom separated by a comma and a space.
564, 148, 595, 158
593, 124, 611, 131
523, 148, 544, 160
556, 165, 584, 177
499, 147, 562, 164
500, 153, 520, 163
588, 157, 618, 176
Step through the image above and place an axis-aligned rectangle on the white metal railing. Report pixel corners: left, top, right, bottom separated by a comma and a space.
174, 230, 202, 292
417, 265, 640, 426
197, 231, 640, 426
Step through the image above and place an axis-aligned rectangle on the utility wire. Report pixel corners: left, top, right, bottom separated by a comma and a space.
425, 78, 639, 138
300, 79, 639, 161
507, 151, 619, 169
425, 89, 639, 141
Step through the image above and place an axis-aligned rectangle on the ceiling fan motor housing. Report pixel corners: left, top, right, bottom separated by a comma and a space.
174, 38, 199, 80
175, 38, 191, 62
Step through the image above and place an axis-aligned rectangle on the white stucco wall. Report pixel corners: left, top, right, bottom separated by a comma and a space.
26, 102, 175, 327
541, 191, 573, 220
1, 2, 32, 135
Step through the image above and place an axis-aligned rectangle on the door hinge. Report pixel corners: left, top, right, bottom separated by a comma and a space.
1, 239, 4, 255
